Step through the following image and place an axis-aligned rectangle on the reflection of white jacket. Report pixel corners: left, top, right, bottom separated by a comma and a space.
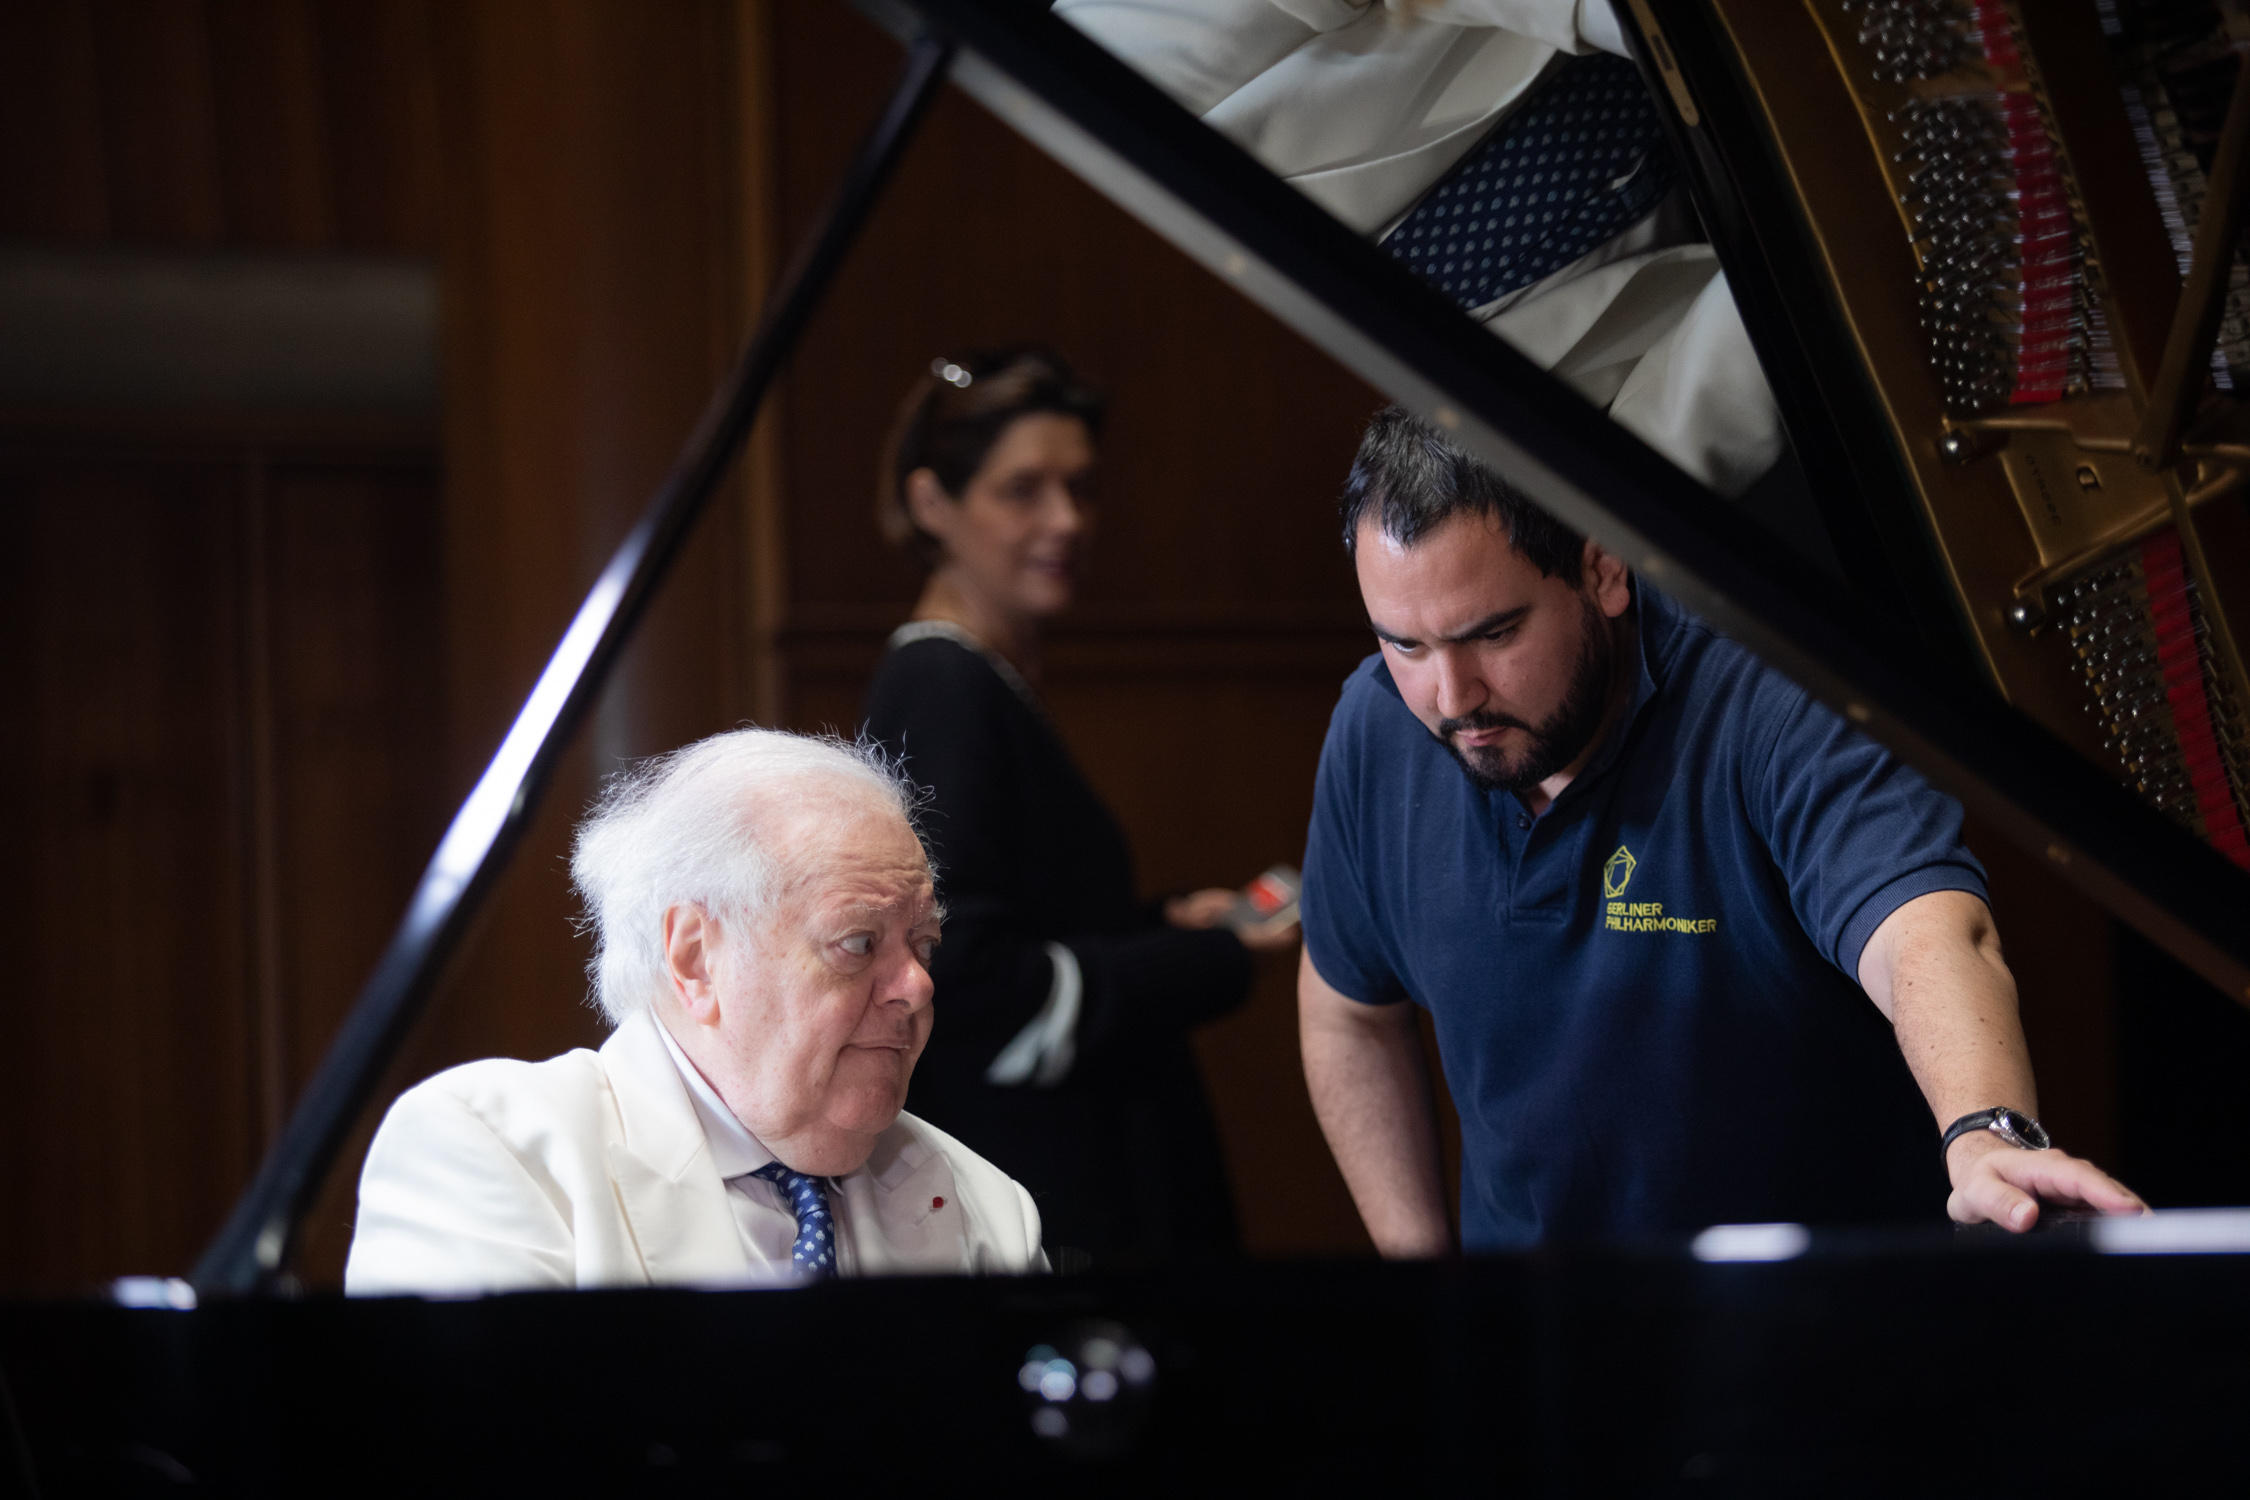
344, 1010, 1045, 1295
1058, 0, 1781, 496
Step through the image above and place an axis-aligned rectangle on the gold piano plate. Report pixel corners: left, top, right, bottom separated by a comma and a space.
1693, 0, 2250, 856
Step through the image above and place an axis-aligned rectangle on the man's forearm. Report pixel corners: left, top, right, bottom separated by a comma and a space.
1858, 889, 2144, 1228
1298, 950, 1452, 1257
1860, 890, 2037, 1131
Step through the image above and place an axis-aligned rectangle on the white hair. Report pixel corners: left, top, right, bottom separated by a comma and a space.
569, 727, 924, 1027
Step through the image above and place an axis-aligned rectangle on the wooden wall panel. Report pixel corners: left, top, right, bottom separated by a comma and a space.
404, 0, 758, 1084
0, 3, 112, 239
259, 464, 446, 1093
311, 2, 445, 255
0, 439, 454, 1297
206, 0, 339, 248
0, 457, 258, 1291
0, 445, 454, 1296
258, 461, 451, 1279
0, 0, 442, 254
0, 0, 459, 1294
84, 0, 228, 244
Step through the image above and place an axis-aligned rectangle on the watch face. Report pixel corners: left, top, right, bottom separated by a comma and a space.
1992, 1109, 2051, 1150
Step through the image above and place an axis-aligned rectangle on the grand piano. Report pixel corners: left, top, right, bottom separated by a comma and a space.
7, 0, 2250, 1490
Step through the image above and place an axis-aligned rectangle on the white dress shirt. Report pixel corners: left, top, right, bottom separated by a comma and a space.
651, 1020, 879, 1275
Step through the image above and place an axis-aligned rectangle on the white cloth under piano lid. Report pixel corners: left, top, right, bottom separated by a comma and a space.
1055, 0, 1781, 497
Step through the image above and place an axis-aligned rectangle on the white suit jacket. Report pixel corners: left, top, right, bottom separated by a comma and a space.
344, 1011, 1046, 1295
1058, 0, 1781, 496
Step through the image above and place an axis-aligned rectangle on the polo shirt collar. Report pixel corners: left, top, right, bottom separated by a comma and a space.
653, 1018, 778, 1181
1554, 576, 1672, 799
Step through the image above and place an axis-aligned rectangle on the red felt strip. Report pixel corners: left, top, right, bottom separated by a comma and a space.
2141, 531, 2250, 867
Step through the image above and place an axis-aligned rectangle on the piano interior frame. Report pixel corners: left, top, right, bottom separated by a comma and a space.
1640, 0, 2250, 863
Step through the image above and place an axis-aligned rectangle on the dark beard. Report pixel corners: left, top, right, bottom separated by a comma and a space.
1437, 599, 1616, 795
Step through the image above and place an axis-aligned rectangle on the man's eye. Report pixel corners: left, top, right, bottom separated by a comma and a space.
1386, 640, 1421, 656
913, 938, 939, 964
1480, 626, 1517, 643
838, 934, 874, 958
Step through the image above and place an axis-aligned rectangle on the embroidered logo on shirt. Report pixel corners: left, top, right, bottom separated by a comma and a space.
1600, 844, 1720, 935
1602, 845, 1638, 898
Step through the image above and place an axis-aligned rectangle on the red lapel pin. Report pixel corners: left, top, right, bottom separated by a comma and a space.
931, 1196, 945, 1211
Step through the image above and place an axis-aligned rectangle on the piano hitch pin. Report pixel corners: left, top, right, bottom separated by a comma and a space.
1938, 429, 1987, 464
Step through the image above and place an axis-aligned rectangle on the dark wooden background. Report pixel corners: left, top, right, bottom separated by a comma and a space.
0, 0, 2160, 1296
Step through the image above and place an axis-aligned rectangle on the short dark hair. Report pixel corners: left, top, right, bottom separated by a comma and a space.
877, 345, 1106, 568
1339, 405, 1585, 584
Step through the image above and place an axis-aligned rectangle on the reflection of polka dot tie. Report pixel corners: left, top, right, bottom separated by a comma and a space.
753, 1163, 837, 1281
1385, 53, 1675, 311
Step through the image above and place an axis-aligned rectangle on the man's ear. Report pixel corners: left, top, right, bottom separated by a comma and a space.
1582, 539, 1633, 620
661, 903, 723, 1027
904, 468, 954, 539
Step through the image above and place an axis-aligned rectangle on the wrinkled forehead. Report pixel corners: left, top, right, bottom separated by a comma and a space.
759, 786, 933, 910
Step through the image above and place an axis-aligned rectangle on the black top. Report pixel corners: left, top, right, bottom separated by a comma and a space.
862, 630, 1251, 1267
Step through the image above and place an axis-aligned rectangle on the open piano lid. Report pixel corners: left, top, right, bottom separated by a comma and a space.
855, 0, 2250, 1003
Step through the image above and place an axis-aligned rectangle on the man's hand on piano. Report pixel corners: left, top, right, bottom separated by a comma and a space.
1944, 1132, 2149, 1232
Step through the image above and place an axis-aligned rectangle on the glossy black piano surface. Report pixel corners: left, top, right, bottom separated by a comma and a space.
8, 1217, 2250, 1493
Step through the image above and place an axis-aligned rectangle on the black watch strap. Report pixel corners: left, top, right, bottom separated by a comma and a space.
1941, 1107, 2051, 1160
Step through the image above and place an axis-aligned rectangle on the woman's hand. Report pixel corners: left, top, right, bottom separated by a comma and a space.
1164, 888, 1239, 929
1167, 886, 1301, 952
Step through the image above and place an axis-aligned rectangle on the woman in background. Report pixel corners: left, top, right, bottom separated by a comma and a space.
861, 347, 1293, 1270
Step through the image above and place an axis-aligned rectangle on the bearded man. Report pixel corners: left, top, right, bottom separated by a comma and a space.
1298, 406, 2144, 1254
345, 728, 1044, 1294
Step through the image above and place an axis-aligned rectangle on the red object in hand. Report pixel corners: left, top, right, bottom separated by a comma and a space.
1246, 875, 1289, 916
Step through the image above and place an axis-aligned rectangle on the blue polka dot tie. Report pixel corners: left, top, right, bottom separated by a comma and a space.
1384, 53, 1676, 311
753, 1162, 837, 1281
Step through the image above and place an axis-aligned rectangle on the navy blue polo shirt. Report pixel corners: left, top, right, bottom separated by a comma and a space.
1302, 584, 1984, 1250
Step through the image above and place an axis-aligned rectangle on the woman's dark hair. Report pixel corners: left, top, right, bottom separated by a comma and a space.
877, 345, 1106, 567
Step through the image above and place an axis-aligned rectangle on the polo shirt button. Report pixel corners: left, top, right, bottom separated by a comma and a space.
1516, 814, 1532, 830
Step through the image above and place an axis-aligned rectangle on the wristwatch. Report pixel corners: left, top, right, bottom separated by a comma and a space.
1940, 1107, 2051, 1161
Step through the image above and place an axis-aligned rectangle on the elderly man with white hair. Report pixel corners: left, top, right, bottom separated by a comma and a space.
345, 728, 1046, 1294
